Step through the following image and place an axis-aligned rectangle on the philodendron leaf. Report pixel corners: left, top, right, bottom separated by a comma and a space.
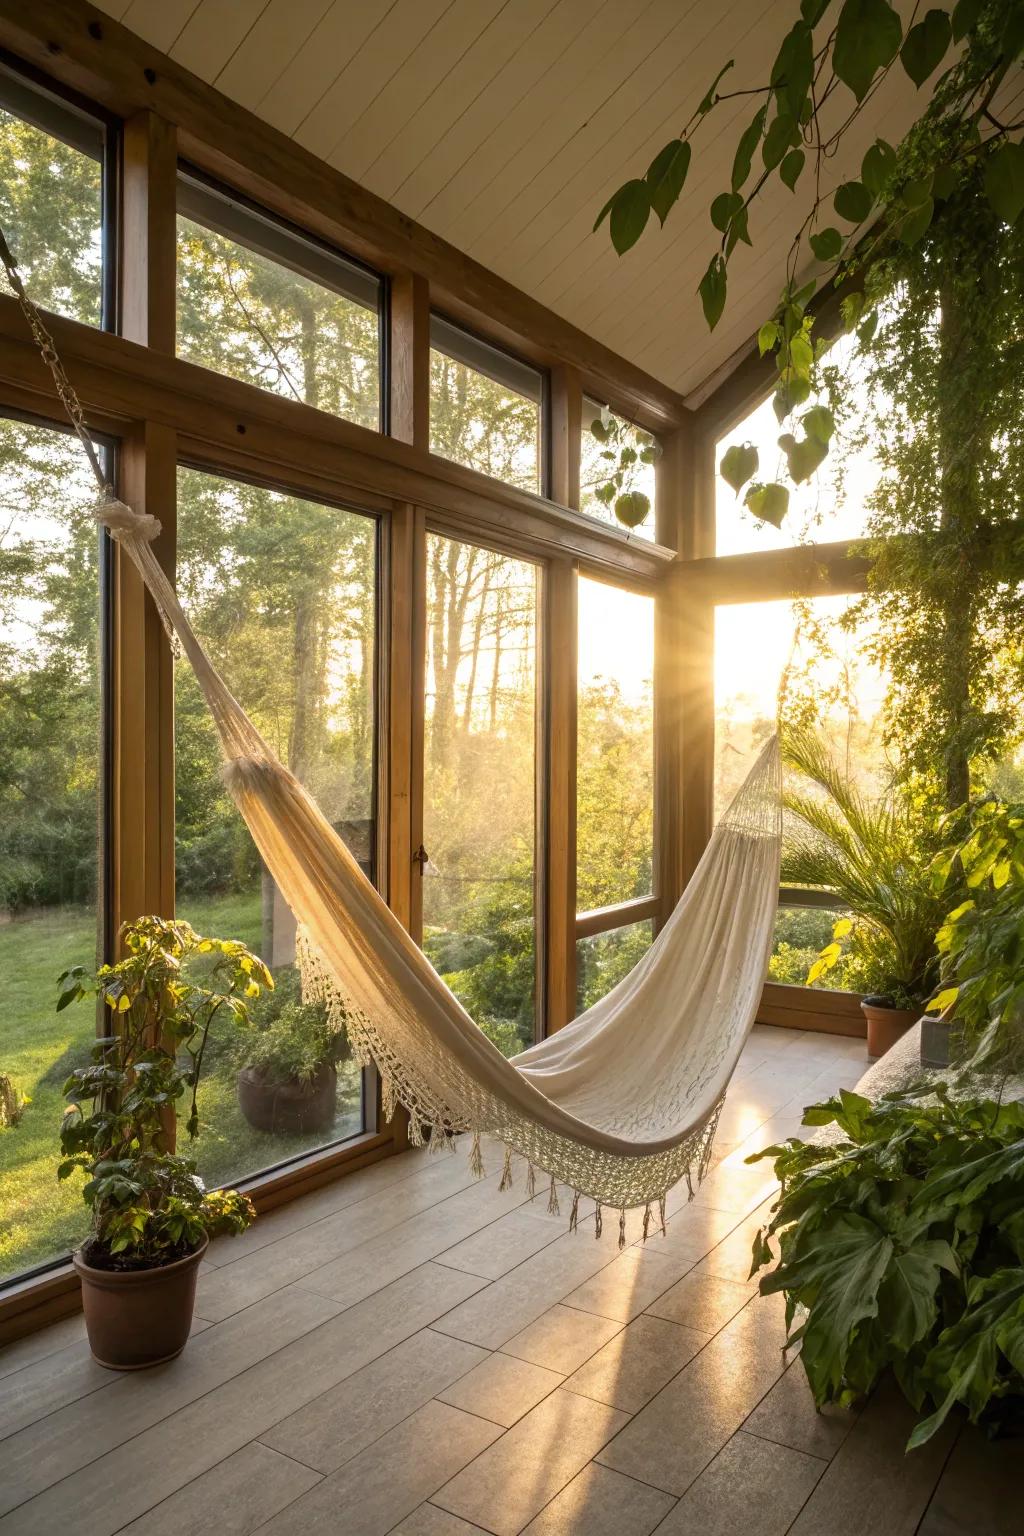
900, 9, 952, 88
699, 255, 728, 330
985, 142, 1024, 227
614, 490, 651, 529
880, 1240, 957, 1354
780, 148, 806, 190
720, 441, 759, 494
744, 480, 790, 527
908, 1269, 1024, 1448
834, 179, 873, 223
646, 139, 692, 225
833, 0, 903, 103
861, 138, 897, 196
760, 1212, 894, 1401
809, 226, 843, 261
732, 106, 768, 192
609, 179, 651, 254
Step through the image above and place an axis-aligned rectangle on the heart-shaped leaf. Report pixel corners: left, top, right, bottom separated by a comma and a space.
833, 0, 903, 103
614, 490, 651, 529
834, 179, 873, 223
711, 191, 744, 232
810, 226, 843, 261
720, 441, 760, 495
780, 149, 806, 191
744, 481, 790, 527
732, 106, 767, 192
861, 138, 897, 197
699, 255, 728, 330
771, 20, 815, 120
646, 139, 692, 225
779, 430, 828, 483
985, 142, 1024, 227
609, 179, 651, 254
901, 9, 952, 88
802, 404, 836, 444
899, 196, 934, 246
762, 111, 800, 172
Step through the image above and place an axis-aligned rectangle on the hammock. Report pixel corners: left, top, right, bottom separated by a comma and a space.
1, 229, 782, 1238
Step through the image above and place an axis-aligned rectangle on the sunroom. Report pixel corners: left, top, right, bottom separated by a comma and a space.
0, 3, 1022, 1533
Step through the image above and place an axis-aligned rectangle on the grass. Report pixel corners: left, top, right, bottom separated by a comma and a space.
0, 891, 362, 1285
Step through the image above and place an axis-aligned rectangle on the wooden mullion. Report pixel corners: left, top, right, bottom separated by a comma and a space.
389, 271, 430, 451
545, 558, 577, 1031
574, 895, 661, 941
549, 363, 582, 511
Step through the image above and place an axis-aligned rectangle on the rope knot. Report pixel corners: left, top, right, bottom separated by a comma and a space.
94, 496, 162, 543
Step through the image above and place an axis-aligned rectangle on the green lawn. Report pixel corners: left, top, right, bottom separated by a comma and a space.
0, 893, 361, 1285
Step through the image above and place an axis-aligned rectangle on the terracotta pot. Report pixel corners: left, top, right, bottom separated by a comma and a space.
73, 1233, 207, 1371
236, 1061, 337, 1135
861, 998, 919, 1060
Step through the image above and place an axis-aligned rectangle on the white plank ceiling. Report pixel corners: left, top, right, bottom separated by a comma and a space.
95, 0, 1013, 402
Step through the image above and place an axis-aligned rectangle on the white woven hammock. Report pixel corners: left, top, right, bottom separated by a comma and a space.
2, 229, 782, 1240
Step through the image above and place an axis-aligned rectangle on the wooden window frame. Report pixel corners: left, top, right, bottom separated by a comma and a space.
0, 26, 692, 1340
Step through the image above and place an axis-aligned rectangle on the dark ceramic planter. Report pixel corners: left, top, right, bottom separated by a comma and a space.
74, 1233, 207, 1371
861, 999, 919, 1060
236, 1061, 337, 1135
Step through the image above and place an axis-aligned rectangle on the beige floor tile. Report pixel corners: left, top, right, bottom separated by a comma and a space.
645, 1269, 756, 1333
787, 1375, 958, 1536
918, 1426, 1022, 1536
563, 1247, 690, 1323
0, 1263, 486, 1536
0, 1338, 112, 1441
257, 1401, 502, 1536
262, 1325, 487, 1472
116, 1443, 320, 1534
437, 1348, 563, 1427
646, 1203, 741, 1264
0, 1284, 343, 1520
565, 1314, 708, 1414
502, 1303, 621, 1374
392, 1507, 490, 1535
597, 1291, 791, 1495
688, 1161, 779, 1216
436, 1206, 565, 1279
0, 1314, 86, 1381
522, 1463, 675, 1534
434, 1388, 630, 1536
690, 1200, 776, 1286
742, 1357, 859, 1460
653, 1429, 825, 1534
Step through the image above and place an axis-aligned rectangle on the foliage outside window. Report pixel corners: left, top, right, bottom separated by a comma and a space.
429, 317, 544, 494
579, 398, 659, 539
175, 468, 377, 1187
177, 178, 381, 430
422, 534, 539, 1056
0, 76, 104, 327
577, 920, 654, 1013
577, 578, 655, 912
0, 419, 106, 1283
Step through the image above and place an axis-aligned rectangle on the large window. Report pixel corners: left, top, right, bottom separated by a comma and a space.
175, 468, 377, 1187
0, 418, 109, 1284
0, 66, 107, 328
715, 333, 879, 556
429, 316, 545, 494
580, 396, 658, 542
575, 576, 656, 1006
177, 175, 382, 429
422, 532, 540, 1055
715, 594, 889, 991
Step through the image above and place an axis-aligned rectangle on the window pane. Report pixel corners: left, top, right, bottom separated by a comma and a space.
577, 577, 655, 910
580, 397, 657, 542
429, 317, 543, 493
423, 533, 539, 1055
177, 178, 381, 429
715, 333, 879, 556
175, 468, 377, 1187
769, 904, 856, 991
714, 594, 889, 823
0, 420, 106, 1283
577, 920, 654, 1012
0, 72, 104, 327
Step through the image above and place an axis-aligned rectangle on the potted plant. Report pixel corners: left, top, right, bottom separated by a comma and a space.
234, 967, 348, 1135
56, 916, 271, 1370
780, 729, 958, 1058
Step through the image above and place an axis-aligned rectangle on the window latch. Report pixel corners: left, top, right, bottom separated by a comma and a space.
413, 844, 429, 873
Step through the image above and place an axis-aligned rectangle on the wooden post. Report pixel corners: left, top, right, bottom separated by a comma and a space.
545, 558, 578, 1030
389, 271, 430, 450
113, 112, 177, 931
549, 363, 582, 509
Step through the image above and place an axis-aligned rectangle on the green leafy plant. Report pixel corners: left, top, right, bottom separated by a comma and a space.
595, 0, 1024, 518
749, 1084, 1024, 1448
56, 916, 269, 1266
584, 406, 662, 530
780, 728, 956, 1005
928, 800, 1024, 1057
234, 967, 348, 1085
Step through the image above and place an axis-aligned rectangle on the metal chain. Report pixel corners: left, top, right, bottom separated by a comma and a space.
0, 222, 111, 497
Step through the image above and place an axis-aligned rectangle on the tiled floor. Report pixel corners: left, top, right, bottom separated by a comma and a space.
0, 1026, 1017, 1536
